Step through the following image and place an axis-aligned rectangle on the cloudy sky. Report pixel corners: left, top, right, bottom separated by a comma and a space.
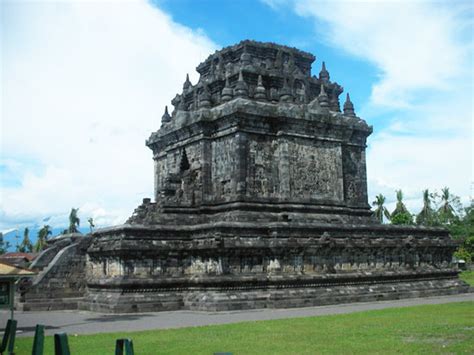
1, 0, 473, 235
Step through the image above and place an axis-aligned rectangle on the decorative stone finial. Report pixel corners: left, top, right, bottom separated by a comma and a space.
198, 85, 211, 108
161, 106, 171, 123
279, 78, 293, 103
183, 74, 192, 91
343, 93, 356, 116
318, 84, 329, 109
330, 91, 341, 112
319, 61, 330, 82
234, 70, 249, 98
221, 77, 233, 103
254, 75, 267, 101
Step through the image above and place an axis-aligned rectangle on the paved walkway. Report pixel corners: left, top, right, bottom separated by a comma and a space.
1, 293, 473, 337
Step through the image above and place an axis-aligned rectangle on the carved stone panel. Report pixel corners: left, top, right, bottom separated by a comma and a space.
342, 145, 368, 207
211, 136, 239, 202
287, 139, 343, 202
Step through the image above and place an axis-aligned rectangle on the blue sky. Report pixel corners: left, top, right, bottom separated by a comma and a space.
1, 0, 473, 244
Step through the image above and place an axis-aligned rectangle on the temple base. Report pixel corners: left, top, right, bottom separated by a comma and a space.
80, 275, 470, 313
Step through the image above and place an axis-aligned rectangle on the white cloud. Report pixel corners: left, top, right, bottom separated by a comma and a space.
292, 0, 472, 108
1, 0, 218, 230
264, 0, 473, 212
367, 133, 472, 209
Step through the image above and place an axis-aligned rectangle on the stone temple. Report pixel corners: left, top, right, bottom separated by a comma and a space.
19, 41, 470, 312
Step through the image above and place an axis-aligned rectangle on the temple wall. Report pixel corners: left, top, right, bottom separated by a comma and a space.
86, 247, 453, 279
154, 141, 204, 206
153, 132, 352, 208
210, 135, 239, 202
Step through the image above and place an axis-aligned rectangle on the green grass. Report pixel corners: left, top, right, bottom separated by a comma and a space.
13, 302, 474, 354
460, 270, 474, 286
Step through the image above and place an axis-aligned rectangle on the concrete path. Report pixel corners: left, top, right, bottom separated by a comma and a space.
1, 293, 473, 337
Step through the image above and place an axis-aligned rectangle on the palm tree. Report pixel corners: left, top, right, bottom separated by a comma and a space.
416, 189, 436, 226
0, 233, 10, 254
391, 190, 408, 218
391, 189, 413, 225
372, 194, 391, 223
438, 187, 459, 224
87, 218, 95, 233
68, 208, 80, 233
35, 225, 52, 252
19, 227, 33, 253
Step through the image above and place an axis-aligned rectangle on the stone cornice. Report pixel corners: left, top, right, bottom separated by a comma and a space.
147, 99, 372, 154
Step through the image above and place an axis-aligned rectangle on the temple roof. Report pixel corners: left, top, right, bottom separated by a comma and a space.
197, 40, 316, 78
149, 40, 372, 144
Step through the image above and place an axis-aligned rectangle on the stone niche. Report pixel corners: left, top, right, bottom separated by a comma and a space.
81, 40, 469, 313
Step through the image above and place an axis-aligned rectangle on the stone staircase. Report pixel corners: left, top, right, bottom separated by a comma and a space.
16, 234, 92, 311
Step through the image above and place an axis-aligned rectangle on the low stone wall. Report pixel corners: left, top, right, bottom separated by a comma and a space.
81, 272, 470, 313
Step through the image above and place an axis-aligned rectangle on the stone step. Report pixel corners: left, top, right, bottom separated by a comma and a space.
22, 292, 84, 301
16, 297, 83, 311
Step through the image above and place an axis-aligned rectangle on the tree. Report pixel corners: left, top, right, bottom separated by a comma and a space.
68, 208, 81, 233
87, 218, 95, 233
18, 227, 33, 253
391, 190, 413, 225
416, 189, 437, 226
391, 212, 414, 225
391, 190, 408, 217
450, 201, 474, 262
372, 194, 391, 223
0, 233, 10, 254
35, 225, 52, 252
437, 187, 462, 225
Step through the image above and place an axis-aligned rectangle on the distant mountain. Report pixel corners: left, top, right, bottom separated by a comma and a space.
2, 226, 91, 251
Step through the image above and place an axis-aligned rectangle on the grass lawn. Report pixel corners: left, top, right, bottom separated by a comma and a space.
460, 270, 474, 286
13, 301, 474, 354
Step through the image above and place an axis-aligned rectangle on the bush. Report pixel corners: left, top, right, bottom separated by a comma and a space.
391, 212, 414, 225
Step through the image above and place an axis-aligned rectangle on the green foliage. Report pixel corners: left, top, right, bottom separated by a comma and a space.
372, 194, 391, 223
447, 202, 474, 262
460, 271, 474, 286
453, 234, 474, 263
68, 208, 81, 234
18, 227, 33, 253
13, 302, 474, 354
35, 225, 52, 252
448, 203, 473, 239
454, 247, 471, 262
391, 211, 414, 225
